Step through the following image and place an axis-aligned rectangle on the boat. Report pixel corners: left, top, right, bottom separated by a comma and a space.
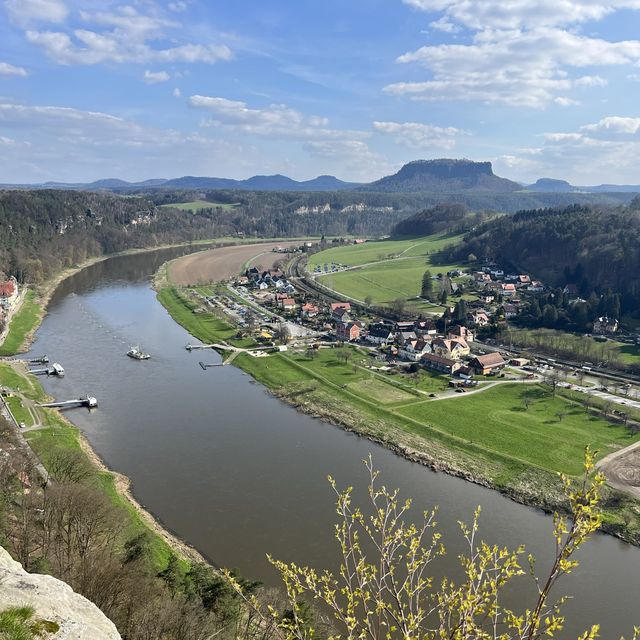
127, 345, 151, 360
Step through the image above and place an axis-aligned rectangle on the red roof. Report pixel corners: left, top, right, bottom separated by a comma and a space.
0, 282, 15, 297
331, 302, 351, 311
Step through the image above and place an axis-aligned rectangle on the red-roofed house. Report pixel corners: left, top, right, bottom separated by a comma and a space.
301, 303, 320, 318
0, 277, 18, 311
336, 321, 360, 342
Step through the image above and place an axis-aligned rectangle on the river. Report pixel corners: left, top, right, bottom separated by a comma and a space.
26, 247, 640, 638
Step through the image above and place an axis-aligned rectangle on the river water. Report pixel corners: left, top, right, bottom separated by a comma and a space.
26, 248, 640, 637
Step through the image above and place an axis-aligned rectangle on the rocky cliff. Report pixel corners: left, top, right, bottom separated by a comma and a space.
0, 546, 121, 639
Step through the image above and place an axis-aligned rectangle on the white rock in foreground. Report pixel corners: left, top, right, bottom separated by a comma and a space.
0, 546, 121, 639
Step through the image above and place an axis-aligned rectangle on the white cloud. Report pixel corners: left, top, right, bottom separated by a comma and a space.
372, 120, 465, 149
0, 103, 182, 147
168, 1, 189, 11
19, 4, 232, 66
581, 116, 640, 134
402, 0, 640, 30
0, 62, 27, 77
302, 140, 393, 181
143, 69, 170, 84
173, 87, 181, 98
554, 96, 580, 106
0, 100, 260, 183
495, 114, 640, 183
386, 27, 640, 107
430, 16, 460, 33
4, 0, 68, 26
188, 94, 368, 140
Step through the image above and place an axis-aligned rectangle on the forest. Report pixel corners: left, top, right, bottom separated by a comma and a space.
443, 201, 640, 319
0, 189, 411, 284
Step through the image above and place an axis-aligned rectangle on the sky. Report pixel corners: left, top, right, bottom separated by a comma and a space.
1, 0, 640, 185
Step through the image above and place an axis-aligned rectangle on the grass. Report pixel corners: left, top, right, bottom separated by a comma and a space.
397, 384, 637, 475
156, 283, 640, 543
0, 291, 42, 356
308, 232, 467, 307
157, 286, 238, 344
308, 233, 462, 269
318, 255, 468, 306
160, 200, 240, 213
5, 396, 33, 427
0, 363, 45, 401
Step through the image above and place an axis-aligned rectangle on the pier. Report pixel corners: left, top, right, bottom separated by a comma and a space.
27, 355, 49, 365
29, 362, 64, 377
40, 396, 98, 409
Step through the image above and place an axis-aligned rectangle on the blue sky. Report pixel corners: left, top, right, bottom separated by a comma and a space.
1, 0, 640, 184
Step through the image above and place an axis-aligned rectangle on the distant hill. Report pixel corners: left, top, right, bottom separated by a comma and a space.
527, 178, 575, 192
362, 159, 522, 193
1, 174, 361, 193
527, 177, 640, 194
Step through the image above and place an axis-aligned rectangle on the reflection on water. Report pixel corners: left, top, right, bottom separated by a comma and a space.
27, 247, 640, 639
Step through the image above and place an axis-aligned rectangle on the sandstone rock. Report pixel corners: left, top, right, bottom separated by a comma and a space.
0, 546, 121, 639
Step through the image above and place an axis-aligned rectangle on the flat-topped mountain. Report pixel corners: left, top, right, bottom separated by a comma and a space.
527, 178, 575, 192
361, 159, 522, 193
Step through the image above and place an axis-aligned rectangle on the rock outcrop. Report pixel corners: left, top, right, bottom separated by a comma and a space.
0, 546, 121, 639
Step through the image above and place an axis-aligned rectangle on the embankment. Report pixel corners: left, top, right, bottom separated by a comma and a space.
156, 283, 640, 547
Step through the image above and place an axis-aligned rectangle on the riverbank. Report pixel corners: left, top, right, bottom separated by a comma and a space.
0, 359, 204, 570
156, 283, 640, 547
0, 236, 311, 357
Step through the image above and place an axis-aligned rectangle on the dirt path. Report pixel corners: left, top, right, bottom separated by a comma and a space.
596, 440, 640, 499
168, 241, 301, 285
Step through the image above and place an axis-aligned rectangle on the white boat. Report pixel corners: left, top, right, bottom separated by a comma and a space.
127, 345, 151, 360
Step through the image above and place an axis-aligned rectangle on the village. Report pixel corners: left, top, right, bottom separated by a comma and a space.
186, 241, 628, 397
184, 247, 600, 392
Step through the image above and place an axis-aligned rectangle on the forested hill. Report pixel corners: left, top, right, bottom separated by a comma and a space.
391, 203, 483, 236
444, 202, 640, 316
0, 189, 411, 284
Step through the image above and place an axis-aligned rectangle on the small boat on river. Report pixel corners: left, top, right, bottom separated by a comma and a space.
127, 345, 151, 360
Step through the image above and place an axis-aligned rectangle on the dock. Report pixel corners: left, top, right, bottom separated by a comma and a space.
27, 355, 49, 365
40, 396, 98, 409
29, 362, 64, 377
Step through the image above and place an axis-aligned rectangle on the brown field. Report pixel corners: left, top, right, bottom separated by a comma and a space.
168, 241, 301, 285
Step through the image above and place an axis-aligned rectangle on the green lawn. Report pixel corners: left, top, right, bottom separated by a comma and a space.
396, 384, 637, 475
308, 232, 467, 307
160, 200, 239, 213
0, 363, 45, 401
318, 255, 467, 305
0, 291, 42, 356
308, 232, 463, 269
5, 396, 33, 426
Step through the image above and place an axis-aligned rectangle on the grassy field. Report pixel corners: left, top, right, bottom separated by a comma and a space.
309, 232, 468, 307
0, 291, 42, 356
160, 200, 239, 213
308, 232, 462, 269
396, 384, 637, 475
318, 255, 468, 306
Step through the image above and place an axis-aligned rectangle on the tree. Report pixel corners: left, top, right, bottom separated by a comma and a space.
391, 298, 406, 315
226, 451, 610, 640
421, 270, 433, 298
439, 289, 448, 305
364, 295, 373, 307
